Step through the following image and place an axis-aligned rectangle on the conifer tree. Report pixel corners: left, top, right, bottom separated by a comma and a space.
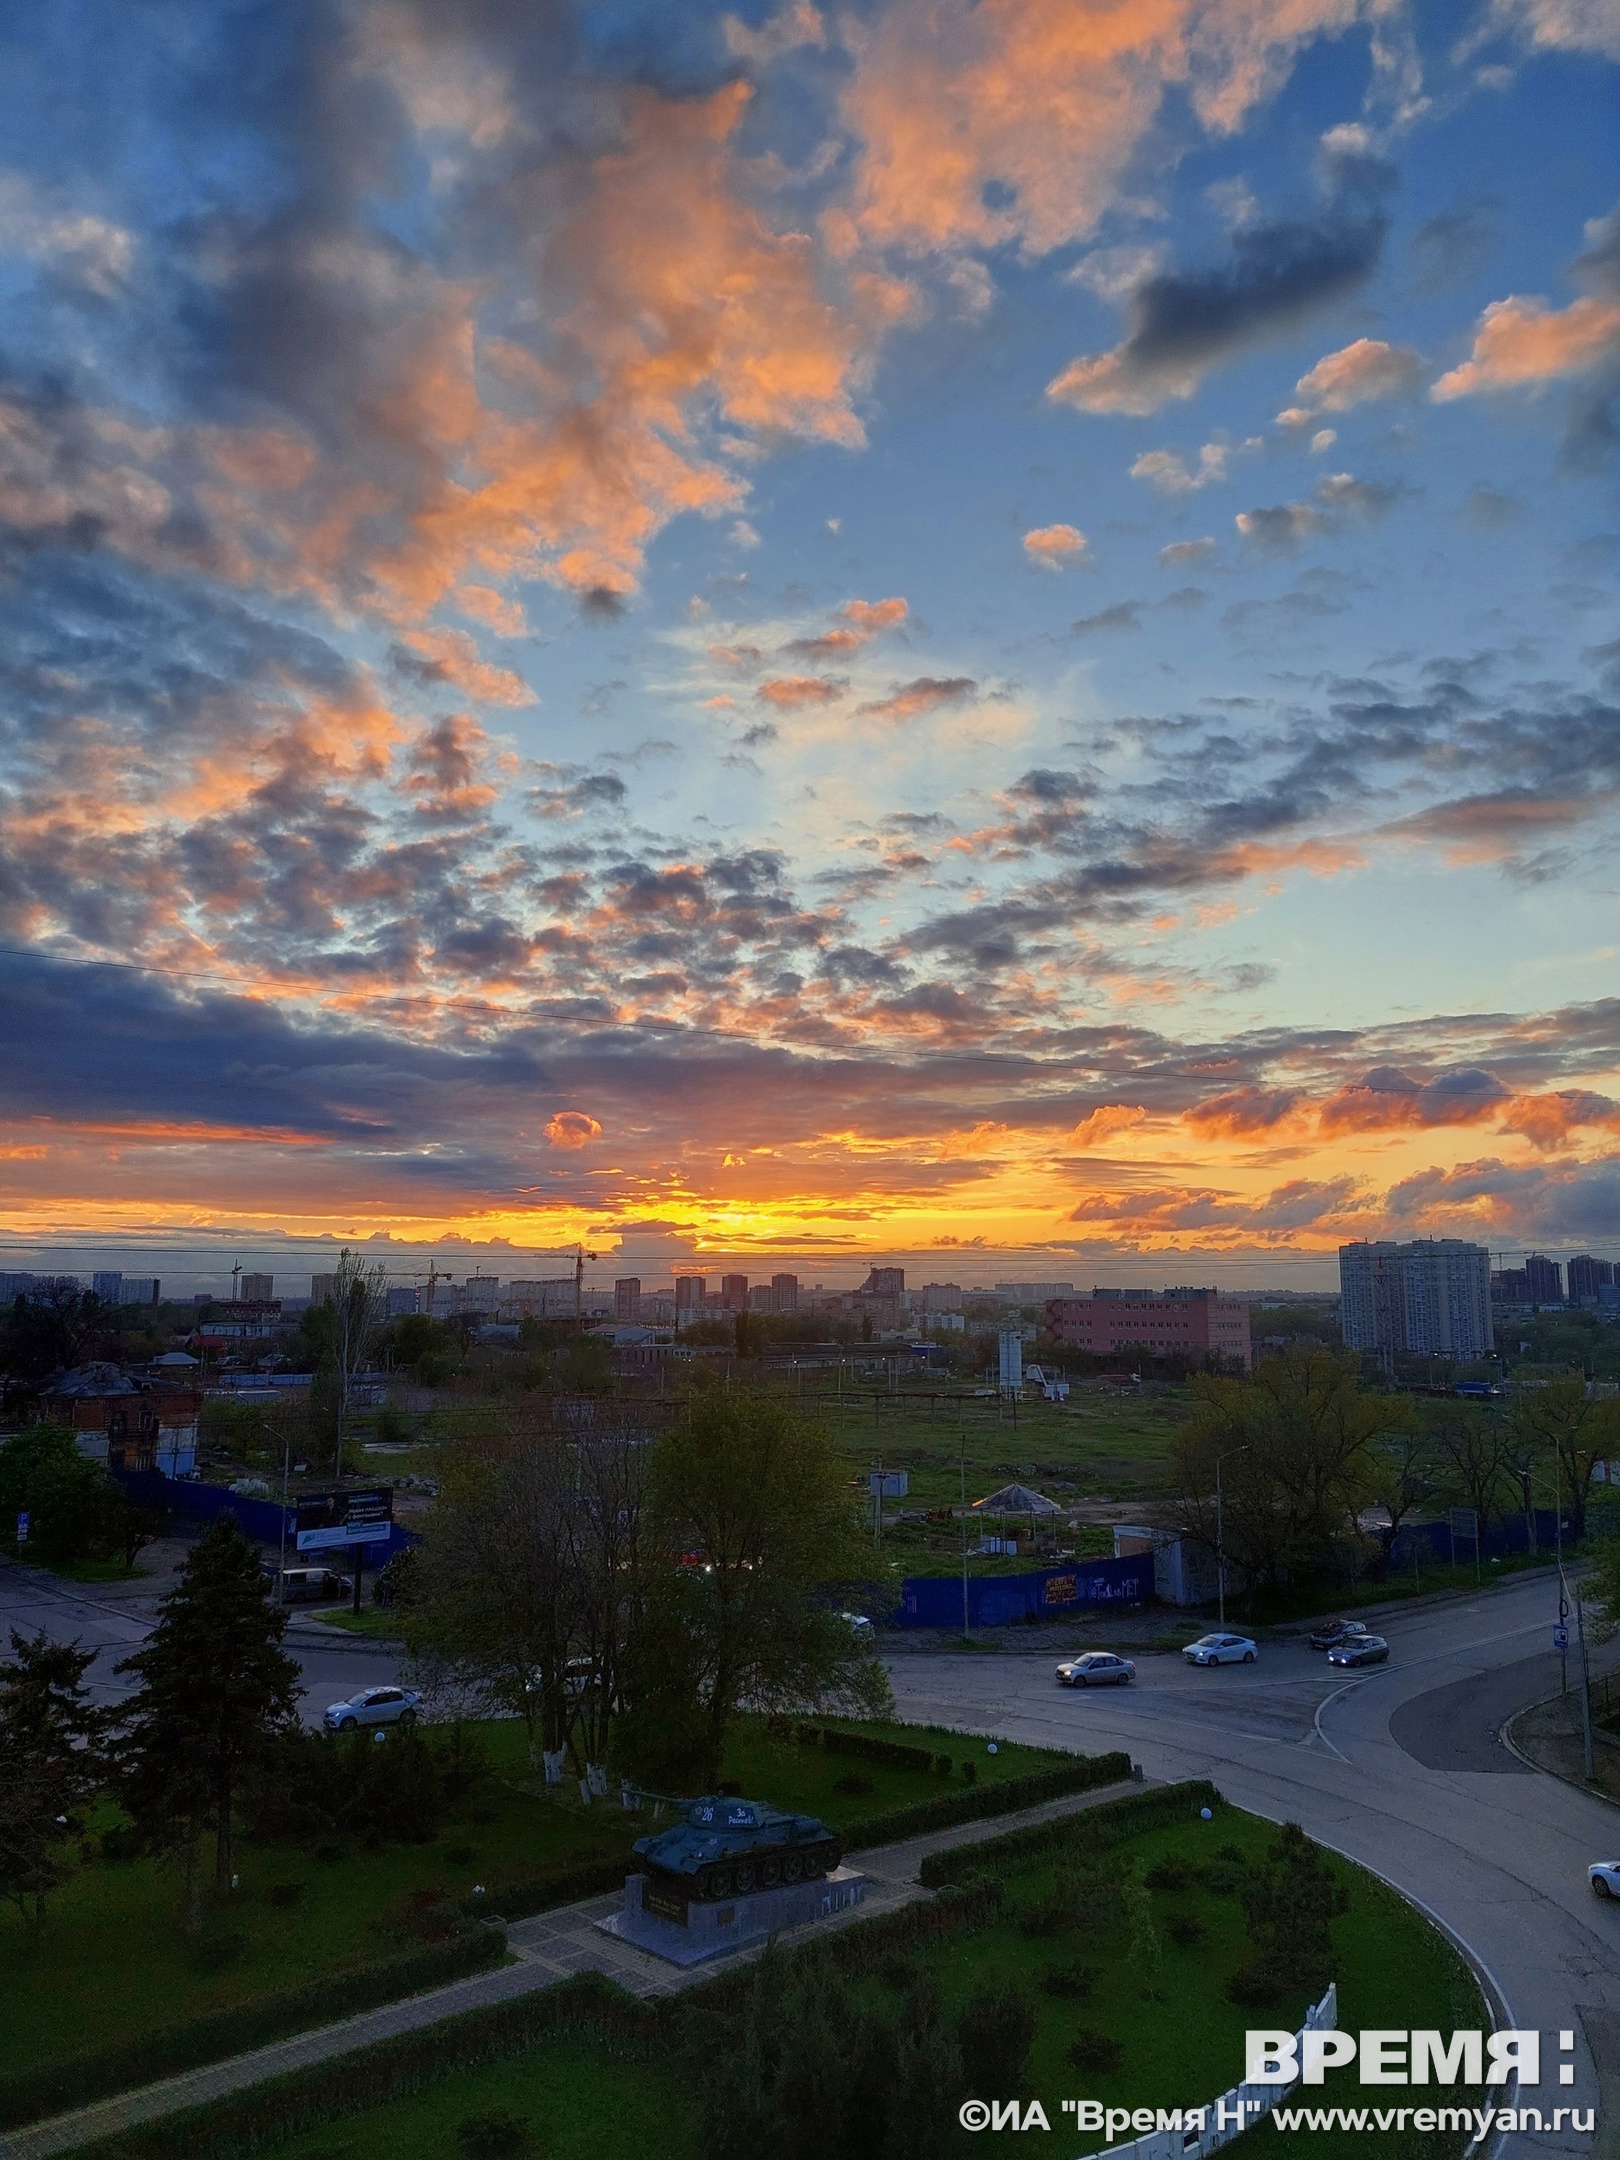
0, 1629, 102, 1930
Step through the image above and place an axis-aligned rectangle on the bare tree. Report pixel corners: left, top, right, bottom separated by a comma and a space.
329, 1247, 387, 1476
1433, 1407, 1511, 1534
1363, 1433, 1438, 1575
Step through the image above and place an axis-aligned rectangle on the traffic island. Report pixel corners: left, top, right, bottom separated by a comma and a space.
1506, 1690, 1620, 1802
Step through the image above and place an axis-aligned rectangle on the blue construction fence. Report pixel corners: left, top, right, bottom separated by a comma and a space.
1389, 1505, 1578, 1568
113, 1469, 418, 1569
894, 1552, 1154, 1628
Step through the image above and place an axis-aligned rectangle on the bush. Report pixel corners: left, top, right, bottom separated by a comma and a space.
961, 1760, 977, 1784
958, 1979, 1037, 2096
1143, 1855, 1192, 1891
1068, 2029, 1123, 2076
832, 1772, 875, 1796
267, 1882, 304, 1909
100, 1823, 143, 1864
934, 1754, 952, 1777
919, 1780, 1219, 1889
1166, 1913, 1204, 1948
245, 1724, 451, 1851
1041, 1961, 1094, 2000
0, 1927, 507, 2131
456, 2109, 530, 2157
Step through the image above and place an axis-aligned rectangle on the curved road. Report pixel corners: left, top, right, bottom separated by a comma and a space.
888, 1571, 1620, 2158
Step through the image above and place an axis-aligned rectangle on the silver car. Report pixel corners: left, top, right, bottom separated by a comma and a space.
324, 1685, 422, 1732
1055, 1652, 1136, 1687
1183, 1633, 1257, 1666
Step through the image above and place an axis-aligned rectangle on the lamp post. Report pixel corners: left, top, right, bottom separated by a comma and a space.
1215, 1445, 1249, 1629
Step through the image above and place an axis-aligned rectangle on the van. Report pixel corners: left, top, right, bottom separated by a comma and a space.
270, 1566, 353, 1604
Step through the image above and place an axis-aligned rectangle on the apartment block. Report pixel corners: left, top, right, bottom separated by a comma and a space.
1340, 1240, 1493, 1361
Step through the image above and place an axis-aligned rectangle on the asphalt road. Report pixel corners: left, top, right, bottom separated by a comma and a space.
888, 1572, 1620, 2158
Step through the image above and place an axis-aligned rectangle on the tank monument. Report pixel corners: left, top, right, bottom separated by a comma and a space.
596, 1792, 866, 1966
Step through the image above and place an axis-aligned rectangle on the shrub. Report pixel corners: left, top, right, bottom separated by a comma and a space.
267, 1882, 304, 1909
958, 1979, 1037, 2097
1143, 1855, 1193, 1892
1166, 1913, 1204, 1948
1068, 2029, 1123, 2076
919, 1780, 1219, 1889
934, 1754, 952, 1777
185, 1930, 248, 1974
961, 1760, 977, 1784
456, 2108, 530, 2157
1041, 1961, 1094, 2000
833, 1772, 875, 1796
100, 1823, 142, 1864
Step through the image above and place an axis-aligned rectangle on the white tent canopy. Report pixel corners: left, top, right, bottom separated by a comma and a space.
972, 1482, 1061, 1515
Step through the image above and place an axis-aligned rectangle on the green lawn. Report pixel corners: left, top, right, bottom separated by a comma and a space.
213, 1798, 1484, 2160
0, 1715, 1070, 2084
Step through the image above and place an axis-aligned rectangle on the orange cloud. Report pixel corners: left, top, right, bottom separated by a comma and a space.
756, 674, 847, 707
396, 628, 535, 706
1278, 336, 1424, 420
1431, 294, 1620, 399
1070, 1103, 1147, 1147
545, 1110, 603, 1149
841, 596, 908, 631
857, 675, 976, 722
1022, 522, 1088, 564
1183, 1087, 1306, 1137
1495, 1089, 1620, 1150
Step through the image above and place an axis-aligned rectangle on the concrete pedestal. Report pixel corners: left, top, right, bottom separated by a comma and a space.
595, 1865, 866, 1967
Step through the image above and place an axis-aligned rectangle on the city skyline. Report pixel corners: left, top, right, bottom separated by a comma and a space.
1, 3, 1618, 1268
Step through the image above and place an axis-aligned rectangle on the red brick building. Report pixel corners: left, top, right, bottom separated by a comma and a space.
1044, 1288, 1252, 1371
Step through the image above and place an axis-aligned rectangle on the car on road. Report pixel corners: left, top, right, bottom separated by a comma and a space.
1055, 1652, 1136, 1687
1183, 1633, 1257, 1666
1308, 1617, 1370, 1652
1589, 1862, 1620, 1899
1326, 1633, 1389, 1668
265, 1565, 353, 1605
324, 1685, 422, 1732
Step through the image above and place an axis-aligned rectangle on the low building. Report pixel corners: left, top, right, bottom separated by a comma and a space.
42, 1365, 200, 1476
1045, 1287, 1252, 1370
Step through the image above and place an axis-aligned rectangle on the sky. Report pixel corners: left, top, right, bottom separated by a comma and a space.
1, 0, 1619, 1293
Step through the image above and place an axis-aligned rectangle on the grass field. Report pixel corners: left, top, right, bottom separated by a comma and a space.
0, 1715, 1070, 2082
215, 1798, 1484, 2160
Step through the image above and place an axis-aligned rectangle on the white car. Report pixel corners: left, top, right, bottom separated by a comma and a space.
1183, 1633, 1257, 1666
841, 1612, 876, 1640
1056, 1652, 1136, 1687
1590, 1862, 1620, 1899
324, 1685, 422, 1732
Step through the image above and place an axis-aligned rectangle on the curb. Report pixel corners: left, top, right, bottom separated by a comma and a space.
1499, 1692, 1620, 1814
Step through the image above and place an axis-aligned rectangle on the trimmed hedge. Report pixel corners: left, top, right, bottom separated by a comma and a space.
789, 1723, 937, 1774
918, 1778, 1223, 1887
455, 1854, 630, 1925
0, 1925, 507, 2134
55, 1971, 658, 2160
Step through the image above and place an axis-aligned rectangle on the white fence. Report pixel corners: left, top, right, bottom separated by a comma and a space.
1076, 1982, 1338, 2160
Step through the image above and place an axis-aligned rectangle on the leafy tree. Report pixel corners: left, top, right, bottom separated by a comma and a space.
1508, 1379, 1620, 1540
0, 1630, 103, 1929
0, 1284, 107, 1405
1431, 1405, 1511, 1533
1363, 1432, 1438, 1575
327, 1249, 388, 1476
957, 1976, 1037, 2095
0, 1425, 126, 1563
1169, 1350, 1410, 1597
619, 1390, 889, 1790
114, 1519, 300, 1925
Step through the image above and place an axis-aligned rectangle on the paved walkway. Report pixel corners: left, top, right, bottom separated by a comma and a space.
0, 1778, 1141, 2160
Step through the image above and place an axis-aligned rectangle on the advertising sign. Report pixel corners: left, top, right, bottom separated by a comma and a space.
295, 1487, 393, 1552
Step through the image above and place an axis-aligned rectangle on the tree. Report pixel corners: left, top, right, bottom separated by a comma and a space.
1363, 1432, 1438, 1575
1508, 1379, 1620, 1541
619, 1389, 889, 1789
114, 1519, 300, 1924
0, 1425, 126, 1564
0, 1284, 106, 1407
1168, 1350, 1410, 1597
327, 1248, 388, 1474
0, 1630, 103, 1930
1227, 1821, 1347, 2008
1432, 1406, 1511, 1534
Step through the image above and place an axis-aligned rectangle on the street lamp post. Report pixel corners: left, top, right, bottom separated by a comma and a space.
1215, 1445, 1249, 1630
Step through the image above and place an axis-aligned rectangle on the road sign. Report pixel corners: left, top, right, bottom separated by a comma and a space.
1553, 1625, 1569, 1650
295, 1487, 393, 1552
15, 1511, 28, 1545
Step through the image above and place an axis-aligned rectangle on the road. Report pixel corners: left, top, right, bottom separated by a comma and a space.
888, 1572, 1620, 2158
0, 1553, 407, 1728
8, 1554, 1619, 2153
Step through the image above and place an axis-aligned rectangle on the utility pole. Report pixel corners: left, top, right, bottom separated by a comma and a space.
960, 1428, 970, 1639
1576, 1581, 1596, 1781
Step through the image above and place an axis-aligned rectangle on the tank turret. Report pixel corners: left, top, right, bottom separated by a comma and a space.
632, 1795, 842, 1916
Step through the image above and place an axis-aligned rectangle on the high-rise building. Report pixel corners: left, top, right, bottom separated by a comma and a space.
1524, 1253, 1564, 1305
747, 1285, 774, 1313
771, 1273, 799, 1312
385, 1285, 421, 1317
1492, 1268, 1530, 1304
1567, 1255, 1613, 1304
240, 1272, 274, 1301
721, 1273, 748, 1310
614, 1277, 641, 1322
1339, 1241, 1493, 1361
91, 1271, 123, 1303
126, 1278, 161, 1305
675, 1275, 706, 1318
861, 1266, 905, 1296
995, 1281, 1075, 1301
309, 1272, 336, 1305
921, 1283, 963, 1311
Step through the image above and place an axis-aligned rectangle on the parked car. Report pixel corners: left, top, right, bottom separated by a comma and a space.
1590, 1861, 1620, 1898
1183, 1633, 1257, 1666
1055, 1652, 1136, 1687
841, 1612, 876, 1640
1308, 1617, 1369, 1652
1326, 1633, 1389, 1668
324, 1685, 422, 1732
267, 1566, 353, 1605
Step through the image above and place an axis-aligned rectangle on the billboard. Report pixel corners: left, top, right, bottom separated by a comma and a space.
295, 1487, 393, 1552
